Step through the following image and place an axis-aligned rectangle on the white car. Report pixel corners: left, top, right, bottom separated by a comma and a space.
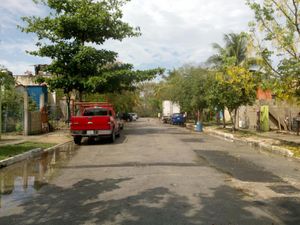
129, 113, 138, 121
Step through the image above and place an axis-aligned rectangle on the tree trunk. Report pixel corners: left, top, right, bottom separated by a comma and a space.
222, 109, 226, 128
229, 110, 235, 132
231, 108, 238, 132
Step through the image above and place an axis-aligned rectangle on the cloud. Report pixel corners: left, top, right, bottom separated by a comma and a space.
103, 0, 254, 70
0, 0, 255, 74
0, 0, 42, 15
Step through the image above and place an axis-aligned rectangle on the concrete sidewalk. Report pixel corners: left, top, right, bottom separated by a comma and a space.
185, 123, 299, 158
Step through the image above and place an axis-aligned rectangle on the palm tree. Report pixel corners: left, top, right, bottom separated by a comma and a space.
206, 32, 250, 129
207, 32, 248, 68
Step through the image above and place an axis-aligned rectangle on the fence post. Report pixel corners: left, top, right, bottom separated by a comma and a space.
24, 91, 29, 136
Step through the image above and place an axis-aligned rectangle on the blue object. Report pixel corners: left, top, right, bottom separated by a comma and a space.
195, 121, 203, 132
26, 85, 48, 109
171, 113, 185, 125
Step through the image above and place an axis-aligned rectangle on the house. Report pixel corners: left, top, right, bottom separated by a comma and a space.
237, 88, 300, 132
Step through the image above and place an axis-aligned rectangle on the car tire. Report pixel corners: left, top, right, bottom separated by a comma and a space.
110, 130, 116, 143
74, 136, 82, 145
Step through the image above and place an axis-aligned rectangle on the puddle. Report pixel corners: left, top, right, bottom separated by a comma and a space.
0, 142, 77, 210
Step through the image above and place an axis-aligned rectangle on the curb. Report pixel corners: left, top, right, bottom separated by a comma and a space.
184, 123, 295, 158
203, 127, 294, 158
0, 141, 73, 168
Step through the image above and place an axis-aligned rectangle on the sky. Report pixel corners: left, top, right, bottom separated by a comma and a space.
0, 0, 255, 75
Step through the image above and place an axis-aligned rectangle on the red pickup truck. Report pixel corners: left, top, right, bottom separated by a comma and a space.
70, 102, 121, 144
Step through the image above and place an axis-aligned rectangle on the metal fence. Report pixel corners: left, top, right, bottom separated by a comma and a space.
1, 93, 24, 134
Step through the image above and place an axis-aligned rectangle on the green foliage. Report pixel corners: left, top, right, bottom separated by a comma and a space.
206, 32, 262, 130
21, 0, 163, 118
135, 82, 162, 117
216, 66, 258, 112
158, 66, 212, 120
246, 0, 300, 101
215, 66, 259, 130
206, 32, 250, 68
0, 66, 15, 88
84, 91, 140, 113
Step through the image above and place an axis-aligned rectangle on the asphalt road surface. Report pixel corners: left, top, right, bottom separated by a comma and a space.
0, 118, 300, 225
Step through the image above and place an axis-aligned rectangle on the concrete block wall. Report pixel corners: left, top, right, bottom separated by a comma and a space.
237, 105, 258, 130
237, 100, 300, 131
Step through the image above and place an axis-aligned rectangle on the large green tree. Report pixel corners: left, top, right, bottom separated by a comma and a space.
247, 0, 300, 101
158, 66, 211, 121
215, 66, 259, 131
0, 66, 15, 138
206, 32, 260, 130
20, 0, 162, 120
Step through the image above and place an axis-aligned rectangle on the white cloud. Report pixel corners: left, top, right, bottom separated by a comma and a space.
103, 0, 254, 70
0, 0, 256, 74
0, 0, 42, 15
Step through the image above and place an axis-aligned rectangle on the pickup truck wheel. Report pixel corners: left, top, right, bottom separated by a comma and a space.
74, 136, 82, 145
110, 131, 116, 143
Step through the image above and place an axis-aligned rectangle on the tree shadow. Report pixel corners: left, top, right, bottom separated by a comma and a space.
0, 178, 197, 225
1, 178, 294, 225
193, 185, 284, 225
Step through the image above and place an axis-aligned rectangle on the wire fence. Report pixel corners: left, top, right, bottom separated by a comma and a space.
1, 91, 24, 134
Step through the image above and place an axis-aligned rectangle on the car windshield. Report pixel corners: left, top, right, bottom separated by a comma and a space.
172, 113, 181, 117
83, 108, 109, 116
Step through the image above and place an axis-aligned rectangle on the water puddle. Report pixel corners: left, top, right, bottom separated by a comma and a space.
0, 142, 77, 210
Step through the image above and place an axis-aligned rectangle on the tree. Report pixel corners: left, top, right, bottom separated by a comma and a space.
0, 66, 15, 139
206, 76, 227, 127
247, 0, 300, 101
158, 66, 211, 121
207, 32, 249, 68
135, 82, 162, 117
20, 0, 162, 120
215, 66, 258, 131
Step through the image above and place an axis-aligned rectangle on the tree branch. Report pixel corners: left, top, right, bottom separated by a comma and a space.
292, 0, 300, 43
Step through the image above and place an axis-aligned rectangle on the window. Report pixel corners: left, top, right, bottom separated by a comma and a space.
83, 108, 109, 116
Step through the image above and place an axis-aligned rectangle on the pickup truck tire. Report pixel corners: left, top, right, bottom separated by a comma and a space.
110, 130, 116, 143
74, 136, 82, 145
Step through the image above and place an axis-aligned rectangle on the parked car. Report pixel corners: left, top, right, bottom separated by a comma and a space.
116, 113, 124, 129
121, 112, 133, 122
70, 103, 121, 144
129, 113, 138, 121
171, 113, 185, 125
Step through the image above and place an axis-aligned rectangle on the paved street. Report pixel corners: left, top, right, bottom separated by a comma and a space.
0, 118, 300, 225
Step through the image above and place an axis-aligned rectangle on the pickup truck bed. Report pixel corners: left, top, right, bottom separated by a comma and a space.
70, 105, 120, 144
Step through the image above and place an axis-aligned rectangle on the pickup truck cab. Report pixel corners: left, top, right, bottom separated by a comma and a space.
70, 103, 120, 144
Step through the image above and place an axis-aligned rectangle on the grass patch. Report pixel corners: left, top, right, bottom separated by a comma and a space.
280, 144, 300, 157
0, 142, 56, 160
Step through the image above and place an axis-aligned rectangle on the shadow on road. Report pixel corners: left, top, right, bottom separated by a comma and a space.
1, 177, 297, 224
